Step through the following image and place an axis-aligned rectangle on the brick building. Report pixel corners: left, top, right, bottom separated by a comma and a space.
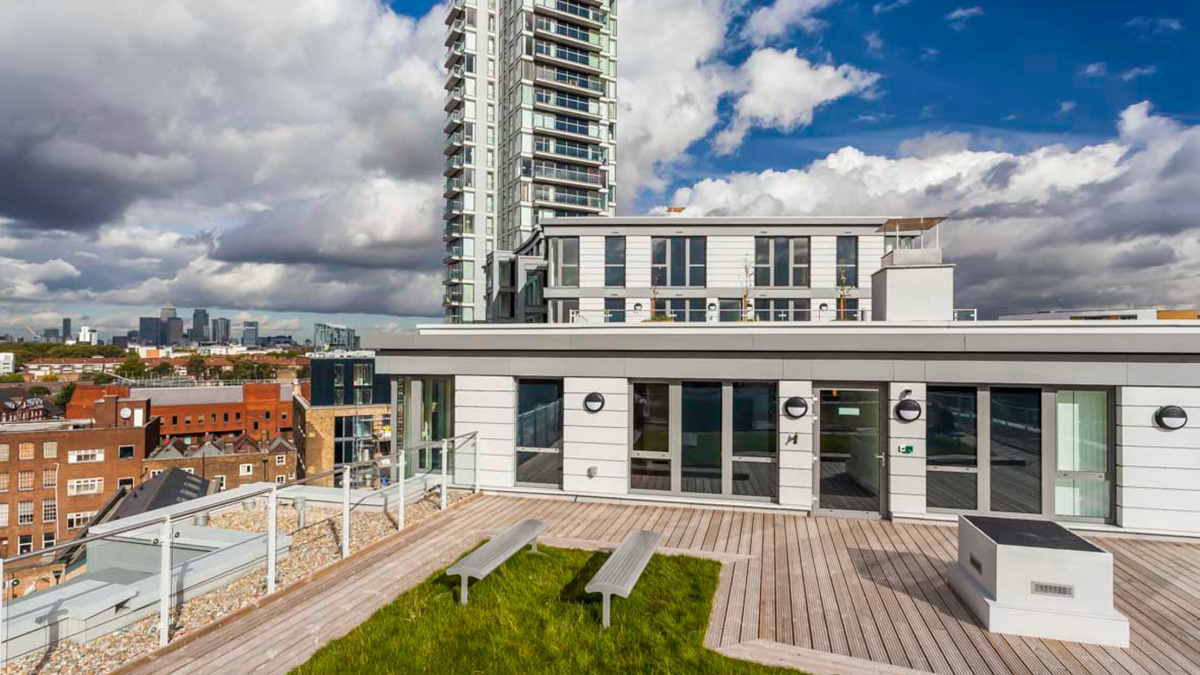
68, 382, 295, 444
293, 356, 393, 483
143, 436, 298, 491
0, 395, 160, 558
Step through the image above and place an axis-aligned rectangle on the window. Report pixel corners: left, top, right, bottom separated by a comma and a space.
43, 532, 55, 549
1055, 390, 1111, 519
835, 298, 860, 321
236, 412, 242, 421
732, 383, 778, 499
991, 388, 1042, 514
604, 236, 625, 287
184, 416, 191, 425
681, 382, 722, 495
0, 504, 7, 527
515, 380, 563, 486
0, 444, 8, 462
275, 475, 286, 485
631, 383, 670, 492
214, 475, 226, 491
754, 237, 810, 287
333, 365, 345, 388
718, 299, 745, 322
754, 299, 811, 322
354, 363, 373, 386
651, 237, 706, 287
0, 473, 8, 492
171, 416, 178, 425
275, 454, 286, 466
264, 411, 271, 420
223, 413, 229, 423
653, 298, 706, 322
149, 469, 163, 478
67, 511, 96, 529
836, 236, 858, 288
42, 442, 57, 458
604, 298, 625, 323
240, 463, 253, 476
42, 499, 56, 523
19, 443, 34, 460
927, 387, 979, 511
119, 445, 135, 459
18, 501, 33, 525
354, 388, 372, 405
66, 478, 103, 496
549, 237, 579, 287
182, 467, 194, 474
118, 477, 134, 490
68, 449, 104, 463
42, 469, 55, 489
18, 535, 31, 555
18, 470, 33, 491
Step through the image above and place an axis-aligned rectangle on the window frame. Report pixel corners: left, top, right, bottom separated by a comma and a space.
604, 236, 625, 287
835, 236, 859, 288
651, 236, 706, 288
754, 237, 811, 288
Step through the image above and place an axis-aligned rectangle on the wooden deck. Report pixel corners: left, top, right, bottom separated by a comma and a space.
118, 495, 1200, 675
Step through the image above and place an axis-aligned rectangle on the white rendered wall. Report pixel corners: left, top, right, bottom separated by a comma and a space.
870, 266, 954, 321
626, 236, 651, 287
778, 381, 813, 509
454, 375, 515, 488
888, 382, 927, 518
579, 236, 605, 288
810, 237, 836, 289
562, 377, 629, 495
1116, 387, 1200, 535
859, 235, 884, 292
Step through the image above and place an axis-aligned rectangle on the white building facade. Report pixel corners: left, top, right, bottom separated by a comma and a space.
443, 0, 618, 324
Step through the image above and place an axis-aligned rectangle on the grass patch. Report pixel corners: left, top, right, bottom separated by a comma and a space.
291, 546, 796, 675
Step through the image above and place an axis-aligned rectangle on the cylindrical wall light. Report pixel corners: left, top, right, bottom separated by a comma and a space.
1154, 405, 1188, 430
783, 396, 808, 419
895, 399, 922, 422
584, 392, 606, 413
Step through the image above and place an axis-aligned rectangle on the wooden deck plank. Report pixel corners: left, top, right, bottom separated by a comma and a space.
813, 518, 871, 661
805, 518, 852, 658
740, 513, 764, 643
771, 515, 792, 647
783, 513, 810, 649
824, 519, 899, 666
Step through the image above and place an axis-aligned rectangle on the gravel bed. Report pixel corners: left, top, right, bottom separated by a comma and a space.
3, 489, 473, 675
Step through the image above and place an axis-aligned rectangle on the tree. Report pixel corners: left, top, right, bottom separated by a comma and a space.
115, 355, 147, 379
185, 354, 207, 378
54, 382, 76, 408
28, 385, 51, 396
0, 373, 23, 384
151, 361, 174, 377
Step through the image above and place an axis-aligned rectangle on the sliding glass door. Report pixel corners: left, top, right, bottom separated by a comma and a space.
1055, 390, 1111, 519
990, 388, 1043, 514
630, 380, 778, 501
815, 388, 884, 514
515, 379, 563, 487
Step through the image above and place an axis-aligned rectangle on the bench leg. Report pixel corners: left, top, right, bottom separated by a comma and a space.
530, 537, 538, 553
460, 576, 469, 606
602, 593, 611, 628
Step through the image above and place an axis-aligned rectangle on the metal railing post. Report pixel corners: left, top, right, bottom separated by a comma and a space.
398, 445, 406, 530
440, 439, 449, 511
1, 557, 7, 669
341, 466, 351, 559
473, 434, 480, 494
159, 515, 172, 647
267, 486, 277, 594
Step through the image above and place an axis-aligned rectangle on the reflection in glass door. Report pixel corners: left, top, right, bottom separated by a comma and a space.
817, 388, 882, 513
681, 382, 722, 494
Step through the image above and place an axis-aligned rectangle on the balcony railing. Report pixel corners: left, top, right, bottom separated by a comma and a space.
0, 433, 480, 671
444, 108, 464, 132
443, 87, 464, 110
534, 0, 607, 26
534, 42, 603, 70
534, 190, 605, 209
534, 137, 605, 163
534, 16, 603, 48
535, 64, 604, 94
532, 163, 602, 186
443, 154, 465, 174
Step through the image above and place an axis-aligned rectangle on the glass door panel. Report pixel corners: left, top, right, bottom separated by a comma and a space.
515, 379, 563, 486
681, 382, 722, 494
1055, 390, 1111, 518
817, 389, 881, 513
990, 388, 1042, 513
732, 382, 777, 499
926, 386, 979, 511
631, 382, 671, 491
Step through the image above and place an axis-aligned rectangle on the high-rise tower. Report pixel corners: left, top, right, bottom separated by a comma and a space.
442, 0, 618, 323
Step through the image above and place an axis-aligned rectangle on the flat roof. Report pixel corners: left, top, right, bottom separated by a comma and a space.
366, 321, 1200, 356
539, 216, 947, 232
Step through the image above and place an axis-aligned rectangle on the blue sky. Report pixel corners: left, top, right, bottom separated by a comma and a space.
0, 0, 1197, 339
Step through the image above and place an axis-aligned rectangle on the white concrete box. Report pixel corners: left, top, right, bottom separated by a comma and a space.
948, 515, 1130, 647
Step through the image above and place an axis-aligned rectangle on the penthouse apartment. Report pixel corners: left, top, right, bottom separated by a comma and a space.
293, 353, 393, 480
486, 216, 948, 323
380, 216, 1200, 537
0, 395, 159, 557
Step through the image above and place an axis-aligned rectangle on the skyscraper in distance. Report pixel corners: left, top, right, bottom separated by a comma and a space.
241, 321, 259, 347
442, 0, 618, 323
192, 308, 210, 343
211, 317, 231, 344
62, 317, 72, 341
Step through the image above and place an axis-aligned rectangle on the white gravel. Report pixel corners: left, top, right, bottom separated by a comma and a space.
2, 489, 473, 675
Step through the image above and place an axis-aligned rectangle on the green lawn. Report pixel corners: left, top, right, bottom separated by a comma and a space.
291, 546, 796, 675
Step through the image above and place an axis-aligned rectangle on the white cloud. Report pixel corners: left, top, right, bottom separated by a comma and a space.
920, 47, 940, 62
715, 48, 880, 155
1121, 65, 1158, 81
0, 257, 81, 301
744, 0, 840, 44
864, 31, 884, 58
1083, 62, 1107, 77
873, 0, 914, 15
945, 6, 984, 31
1125, 16, 1183, 36
663, 102, 1200, 315
1058, 100, 1077, 117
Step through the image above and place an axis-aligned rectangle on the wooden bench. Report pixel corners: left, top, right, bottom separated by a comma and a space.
585, 530, 661, 627
447, 518, 547, 605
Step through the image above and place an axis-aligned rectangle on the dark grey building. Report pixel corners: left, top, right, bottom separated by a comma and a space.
164, 317, 184, 346
211, 317, 231, 344
308, 357, 388, 407
192, 309, 210, 343
62, 318, 72, 341
138, 317, 161, 346
241, 321, 259, 347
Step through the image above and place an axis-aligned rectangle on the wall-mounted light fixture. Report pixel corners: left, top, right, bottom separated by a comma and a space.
708, 303, 717, 312
783, 396, 808, 419
633, 303, 643, 311
895, 399, 922, 422
1154, 405, 1188, 430
819, 303, 830, 311
584, 392, 606, 413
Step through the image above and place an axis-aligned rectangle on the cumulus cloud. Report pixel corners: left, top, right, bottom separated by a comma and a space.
1083, 62, 1107, 77
864, 31, 884, 58
714, 49, 880, 155
662, 102, 1200, 316
743, 0, 841, 44
0, 0, 447, 328
1125, 16, 1183, 37
1121, 65, 1158, 81
946, 6, 984, 31
873, 0, 914, 15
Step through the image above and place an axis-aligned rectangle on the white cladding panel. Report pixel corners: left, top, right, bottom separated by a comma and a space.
1116, 386, 1200, 534
579, 236, 605, 288
562, 377, 629, 495
810, 236, 837, 289
707, 235, 755, 287
455, 375, 515, 488
859, 235, 885, 290
778, 381, 813, 509
627, 236, 651, 287
889, 382, 927, 518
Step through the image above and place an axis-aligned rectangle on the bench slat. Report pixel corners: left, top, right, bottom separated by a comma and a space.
448, 519, 546, 580
586, 530, 661, 598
